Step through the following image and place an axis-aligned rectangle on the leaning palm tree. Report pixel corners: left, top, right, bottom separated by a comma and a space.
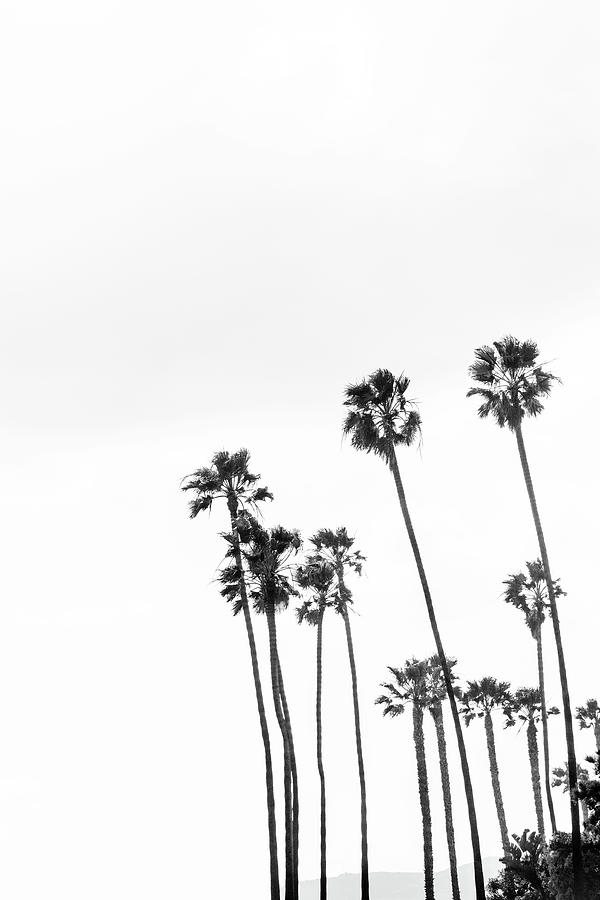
576, 700, 600, 756
468, 336, 583, 897
427, 655, 461, 900
308, 527, 370, 900
377, 658, 436, 900
504, 688, 560, 840
503, 559, 564, 834
343, 370, 485, 900
296, 558, 339, 900
242, 519, 302, 900
459, 678, 513, 861
181, 450, 280, 900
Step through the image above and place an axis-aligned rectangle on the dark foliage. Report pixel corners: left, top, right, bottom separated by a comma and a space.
467, 337, 558, 431
343, 368, 421, 464
181, 448, 273, 517
502, 560, 564, 638
459, 677, 512, 727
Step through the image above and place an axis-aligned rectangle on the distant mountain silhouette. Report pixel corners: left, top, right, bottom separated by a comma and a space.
300, 857, 501, 900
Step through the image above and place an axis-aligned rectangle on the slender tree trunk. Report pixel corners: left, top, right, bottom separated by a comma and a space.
514, 422, 583, 898
316, 610, 327, 900
594, 721, 600, 757
266, 605, 294, 900
277, 656, 299, 900
484, 712, 510, 856
280, 699, 293, 900
228, 507, 280, 900
536, 631, 556, 834
414, 704, 435, 900
430, 703, 461, 900
388, 451, 485, 900
527, 716, 545, 839
581, 798, 589, 827
339, 596, 370, 900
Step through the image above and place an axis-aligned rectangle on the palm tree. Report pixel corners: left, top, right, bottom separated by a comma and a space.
376, 658, 436, 900
427, 655, 461, 900
242, 519, 302, 900
576, 700, 600, 756
468, 336, 583, 896
308, 527, 370, 900
503, 559, 564, 834
296, 559, 339, 900
343, 369, 485, 900
504, 688, 560, 840
553, 764, 592, 827
459, 677, 513, 860
181, 450, 280, 899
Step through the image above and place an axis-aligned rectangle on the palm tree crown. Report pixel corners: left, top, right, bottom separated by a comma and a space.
427, 654, 459, 703
342, 369, 421, 464
295, 558, 339, 625
467, 336, 558, 431
181, 448, 273, 517
232, 519, 302, 614
503, 688, 559, 729
376, 658, 431, 716
502, 559, 564, 637
307, 527, 365, 605
459, 678, 512, 725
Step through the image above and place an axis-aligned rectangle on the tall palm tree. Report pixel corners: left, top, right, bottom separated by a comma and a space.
576, 700, 600, 756
468, 336, 583, 897
376, 658, 436, 900
503, 559, 564, 834
181, 449, 280, 899
427, 655, 461, 900
296, 559, 339, 900
459, 678, 513, 860
308, 527, 370, 900
504, 688, 560, 840
242, 519, 302, 900
343, 369, 485, 900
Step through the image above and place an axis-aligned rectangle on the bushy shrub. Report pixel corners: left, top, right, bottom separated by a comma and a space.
544, 832, 600, 900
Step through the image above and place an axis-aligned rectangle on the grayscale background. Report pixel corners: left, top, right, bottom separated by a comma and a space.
1, 2, 599, 898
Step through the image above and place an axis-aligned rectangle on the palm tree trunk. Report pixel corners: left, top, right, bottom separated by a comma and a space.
484, 711, 510, 856
536, 630, 556, 834
527, 716, 545, 839
266, 604, 294, 900
414, 704, 435, 900
280, 699, 293, 900
388, 450, 485, 900
316, 609, 327, 900
581, 798, 590, 827
339, 598, 370, 900
228, 508, 280, 900
514, 422, 583, 897
430, 703, 461, 900
277, 656, 299, 900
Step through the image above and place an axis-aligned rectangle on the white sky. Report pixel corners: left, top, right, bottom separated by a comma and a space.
1, 2, 600, 898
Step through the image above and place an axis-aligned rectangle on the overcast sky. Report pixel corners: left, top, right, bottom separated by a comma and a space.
2, 2, 600, 898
